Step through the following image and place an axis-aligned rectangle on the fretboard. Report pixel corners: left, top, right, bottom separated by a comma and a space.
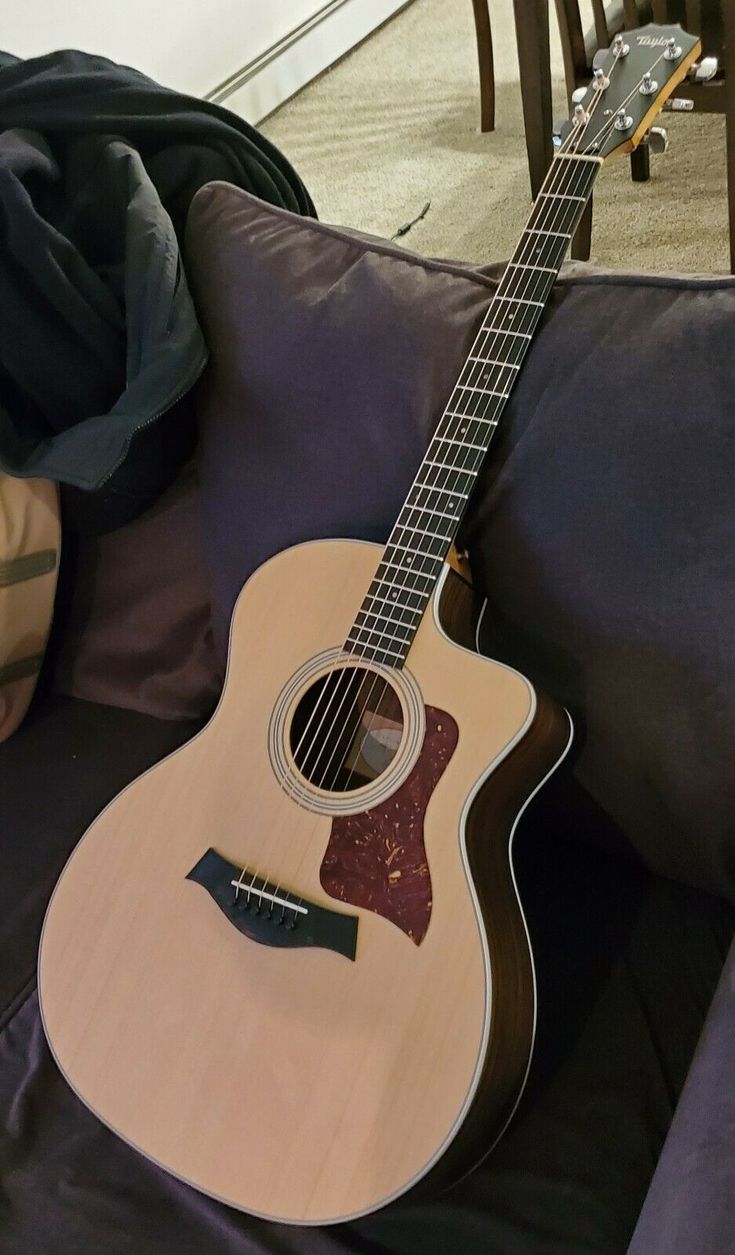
345, 151, 601, 669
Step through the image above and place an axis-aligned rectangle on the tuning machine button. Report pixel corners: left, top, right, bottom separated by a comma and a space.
571, 86, 587, 104
663, 97, 695, 112
645, 126, 669, 155
689, 56, 719, 82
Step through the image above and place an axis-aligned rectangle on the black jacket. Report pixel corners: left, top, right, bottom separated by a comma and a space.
0, 49, 315, 531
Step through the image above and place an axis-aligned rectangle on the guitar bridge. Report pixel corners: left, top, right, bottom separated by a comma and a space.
186, 848, 358, 960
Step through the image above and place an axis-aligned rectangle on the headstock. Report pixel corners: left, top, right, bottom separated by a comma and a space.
558, 24, 702, 162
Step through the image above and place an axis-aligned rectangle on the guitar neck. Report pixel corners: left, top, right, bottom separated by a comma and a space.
346, 151, 602, 669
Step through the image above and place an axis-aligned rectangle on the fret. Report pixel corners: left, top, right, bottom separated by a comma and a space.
537, 190, 586, 203
346, 637, 404, 662
526, 201, 581, 242
422, 459, 478, 476
371, 565, 440, 600
359, 593, 421, 620
392, 521, 451, 544
516, 233, 573, 271
431, 436, 487, 453
498, 277, 553, 303
354, 612, 418, 639
432, 429, 497, 457
477, 326, 532, 339
444, 416, 500, 435
507, 261, 556, 275
359, 594, 422, 621
553, 151, 603, 164
467, 355, 520, 368
402, 501, 460, 523
465, 355, 520, 371
371, 579, 433, 614
453, 384, 509, 400
349, 621, 412, 648
383, 547, 441, 572
356, 606, 421, 635
345, 143, 602, 668
378, 554, 438, 579
444, 408, 500, 423
494, 294, 545, 308
412, 482, 468, 496
487, 303, 538, 333
496, 280, 554, 311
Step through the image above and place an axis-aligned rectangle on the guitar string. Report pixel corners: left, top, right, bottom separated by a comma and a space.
306, 86, 615, 798
323, 46, 679, 797
262, 49, 674, 912
325, 39, 679, 790
262, 152, 602, 918
279, 104, 606, 815
283, 85, 609, 813
260, 90, 615, 912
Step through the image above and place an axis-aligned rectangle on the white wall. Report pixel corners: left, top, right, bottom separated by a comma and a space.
2, 0, 409, 118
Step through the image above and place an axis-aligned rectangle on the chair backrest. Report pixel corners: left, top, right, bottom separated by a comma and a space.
555, 0, 715, 100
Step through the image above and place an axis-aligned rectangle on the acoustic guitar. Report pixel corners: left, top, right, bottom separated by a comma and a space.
39, 24, 701, 1225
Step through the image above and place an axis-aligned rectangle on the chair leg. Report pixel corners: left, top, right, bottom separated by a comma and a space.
630, 143, 650, 183
724, 5, 735, 271
729, 122, 735, 274
571, 195, 593, 261
471, 0, 495, 132
512, 0, 553, 199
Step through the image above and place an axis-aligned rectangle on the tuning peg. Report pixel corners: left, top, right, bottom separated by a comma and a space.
663, 97, 694, 112
689, 56, 718, 82
640, 71, 658, 96
571, 86, 587, 104
645, 126, 669, 156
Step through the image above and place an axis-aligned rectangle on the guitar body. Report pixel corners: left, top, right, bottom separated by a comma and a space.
38, 539, 570, 1224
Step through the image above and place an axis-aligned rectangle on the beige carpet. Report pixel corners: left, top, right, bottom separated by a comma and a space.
261, 0, 729, 271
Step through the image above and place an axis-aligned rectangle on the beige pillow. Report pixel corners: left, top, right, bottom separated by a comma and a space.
0, 474, 60, 741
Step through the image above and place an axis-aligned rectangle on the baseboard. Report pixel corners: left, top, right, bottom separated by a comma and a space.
206, 0, 413, 123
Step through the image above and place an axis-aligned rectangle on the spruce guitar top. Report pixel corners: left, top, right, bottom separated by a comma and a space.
39, 24, 701, 1226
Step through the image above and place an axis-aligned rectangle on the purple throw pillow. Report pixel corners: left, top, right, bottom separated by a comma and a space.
185, 180, 735, 902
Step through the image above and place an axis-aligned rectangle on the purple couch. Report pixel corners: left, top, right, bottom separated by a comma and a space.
1, 191, 734, 1251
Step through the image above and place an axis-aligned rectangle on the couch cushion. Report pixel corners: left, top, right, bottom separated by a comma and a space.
185, 182, 735, 902
51, 460, 220, 721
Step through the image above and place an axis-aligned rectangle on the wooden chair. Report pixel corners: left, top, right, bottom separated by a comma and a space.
553, 0, 735, 266
471, 0, 554, 156
470, 1, 735, 269
472, 0, 495, 132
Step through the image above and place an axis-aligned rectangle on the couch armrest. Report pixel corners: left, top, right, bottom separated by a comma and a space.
628, 939, 735, 1255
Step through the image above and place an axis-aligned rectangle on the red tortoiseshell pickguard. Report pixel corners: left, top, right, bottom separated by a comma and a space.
320, 707, 459, 945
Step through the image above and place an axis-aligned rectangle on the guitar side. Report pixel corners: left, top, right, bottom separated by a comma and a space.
38, 539, 571, 1223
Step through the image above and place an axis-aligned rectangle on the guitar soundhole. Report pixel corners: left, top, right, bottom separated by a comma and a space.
289, 667, 404, 793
